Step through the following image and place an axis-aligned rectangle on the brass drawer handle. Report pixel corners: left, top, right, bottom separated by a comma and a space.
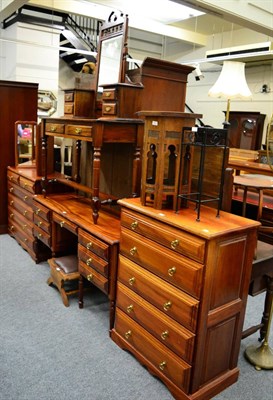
9, 175, 14, 181
163, 301, 172, 311
24, 196, 28, 201
105, 91, 111, 97
87, 274, 93, 281
125, 330, 132, 340
75, 128, 82, 135
35, 208, 41, 215
159, 361, 167, 371
86, 258, 93, 266
23, 210, 28, 216
38, 221, 43, 227
38, 233, 43, 238
86, 242, 93, 250
128, 277, 136, 286
131, 221, 138, 230
50, 125, 57, 132
10, 225, 14, 231
126, 304, 134, 313
10, 213, 14, 219
168, 266, 176, 276
10, 200, 14, 206
60, 221, 65, 228
22, 224, 27, 230
24, 238, 28, 243
129, 246, 137, 256
161, 330, 169, 340
23, 183, 28, 188
105, 106, 112, 112
171, 239, 179, 250
9, 187, 14, 193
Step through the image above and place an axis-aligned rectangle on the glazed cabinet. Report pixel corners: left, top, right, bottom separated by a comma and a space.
111, 198, 259, 400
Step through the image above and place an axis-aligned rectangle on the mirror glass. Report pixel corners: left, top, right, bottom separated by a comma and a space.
97, 35, 123, 91
15, 121, 37, 167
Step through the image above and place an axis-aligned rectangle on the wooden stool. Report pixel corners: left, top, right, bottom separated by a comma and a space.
47, 255, 80, 307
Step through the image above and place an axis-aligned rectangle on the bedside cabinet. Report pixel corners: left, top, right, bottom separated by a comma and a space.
111, 198, 259, 400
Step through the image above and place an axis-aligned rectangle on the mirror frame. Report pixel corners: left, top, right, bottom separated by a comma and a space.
15, 120, 37, 168
95, 12, 128, 92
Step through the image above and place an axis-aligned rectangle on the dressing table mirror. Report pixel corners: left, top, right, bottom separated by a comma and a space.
15, 120, 37, 167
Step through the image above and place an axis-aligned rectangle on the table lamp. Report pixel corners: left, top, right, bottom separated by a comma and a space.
208, 60, 252, 122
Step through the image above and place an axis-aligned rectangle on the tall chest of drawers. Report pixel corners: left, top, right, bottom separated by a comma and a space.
7, 167, 51, 263
111, 198, 259, 400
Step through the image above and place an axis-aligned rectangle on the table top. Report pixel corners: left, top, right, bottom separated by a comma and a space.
228, 159, 273, 176
233, 174, 273, 189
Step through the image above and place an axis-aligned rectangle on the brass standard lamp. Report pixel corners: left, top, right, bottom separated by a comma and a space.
208, 60, 252, 122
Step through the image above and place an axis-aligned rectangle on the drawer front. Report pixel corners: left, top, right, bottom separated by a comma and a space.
8, 207, 33, 238
33, 225, 51, 247
65, 92, 74, 102
33, 201, 51, 222
65, 124, 92, 137
33, 214, 51, 234
78, 244, 108, 277
7, 170, 20, 184
8, 182, 33, 207
53, 213, 77, 235
79, 259, 108, 295
119, 255, 199, 332
102, 89, 116, 101
9, 221, 35, 251
120, 228, 204, 299
102, 103, 117, 116
121, 210, 205, 263
8, 194, 33, 222
19, 176, 35, 194
64, 104, 74, 114
78, 228, 109, 261
114, 308, 191, 393
45, 123, 65, 134
116, 282, 195, 364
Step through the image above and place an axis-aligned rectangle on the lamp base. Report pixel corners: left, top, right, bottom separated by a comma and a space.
244, 341, 273, 370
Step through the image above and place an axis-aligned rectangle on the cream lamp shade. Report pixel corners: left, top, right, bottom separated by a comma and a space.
208, 61, 252, 121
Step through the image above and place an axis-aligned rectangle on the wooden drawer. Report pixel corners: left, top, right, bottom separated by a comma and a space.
116, 282, 195, 364
119, 255, 199, 332
64, 92, 74, 102
114, 308, 191, 393
53, 213, 77, 235
33, 214, 51, 234
9, 220, 35, 251
64, 104, 74, 114
8, 207, 33, 238
102, 103, 117, 116
120, 228, 204, 299
33, 201, 51, 222
45, 122, 65, 134
102, 89, 116, 101
79, 259, 108, 295
78, 228, 109, 261
78, 244, 108, 277
7, 170, 20, 184
33, 225, 51, 247
121, 209, 206, 263
8, 194, 33, 222
19, 176, 35, 194
65, 124, 92, 137
8, 182, 33, 207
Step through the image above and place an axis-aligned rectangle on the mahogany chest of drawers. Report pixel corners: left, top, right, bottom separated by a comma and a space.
111, 198, 259, 400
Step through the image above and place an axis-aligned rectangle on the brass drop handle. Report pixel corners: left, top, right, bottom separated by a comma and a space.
131, 221, 138, 230
105, 106, 112, 112
24, 196, 28, 201
10, 213, 14, 219
9, 187, 14, 193
163, 301, 172, 311
24, 238, 28, 242
128, 277, 136, 286
161, 330, 169, 340
10, 200, 14, 206
126, 304, 134, 313
171, 239, 179, 250
38, 233, 43, 238
22, 224, 27, 230
130, 246, 137, 256
38, 221, 43, 227
87, 274, 93, 281
86, 258, 93, 266
168, 266, 176, 277
10, 225, 14, 231
23, 183, 28, 188
35, 208, 41, 215
50, 126, 57, 132
9, 175, 14, 181
159, 361, 167, 371
75, 128, 82, 135
86, 242, 93, 250
23, 210, 28, 216
125, 330, 132, 340
105, 91, 111, 97
60, 221, 65, 228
